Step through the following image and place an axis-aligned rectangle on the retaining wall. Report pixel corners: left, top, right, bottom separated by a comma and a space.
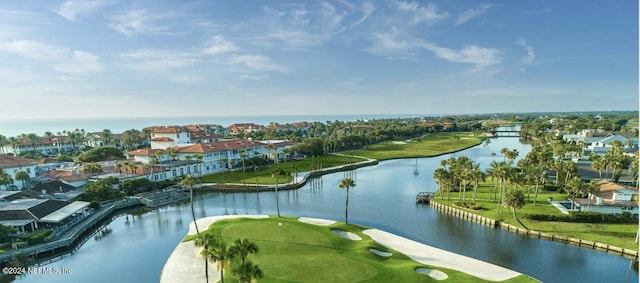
429, 200, 639, 260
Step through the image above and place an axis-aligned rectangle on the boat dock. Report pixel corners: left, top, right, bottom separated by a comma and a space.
416, 192, 435, 204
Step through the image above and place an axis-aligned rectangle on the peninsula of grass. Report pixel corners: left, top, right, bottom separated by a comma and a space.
349, 132, 485, 160
184, 216, 537, 283
200, 155, 366, 185
431, 181, 639, 251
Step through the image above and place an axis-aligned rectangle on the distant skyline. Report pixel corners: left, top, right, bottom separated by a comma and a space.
0, 1, 637, 120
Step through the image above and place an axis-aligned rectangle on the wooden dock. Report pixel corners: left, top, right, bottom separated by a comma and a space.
416, 192, 435, 204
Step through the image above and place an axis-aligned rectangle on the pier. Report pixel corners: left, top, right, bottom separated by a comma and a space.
0, 199, 141, 265
416, 192, 435, 204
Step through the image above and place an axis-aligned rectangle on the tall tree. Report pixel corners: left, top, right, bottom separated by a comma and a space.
205, 241, 236, 283
272, 169, 281, 217
14, 170, 30, 189
194, 233, 217, 283
338, 178, 356, 224
502, 189, 528, 229
182, 175, 201, 235
231, 238, 259, 265
231, 261, 263, 283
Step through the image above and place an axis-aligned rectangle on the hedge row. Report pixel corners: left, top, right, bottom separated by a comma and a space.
523, 211, 638, 224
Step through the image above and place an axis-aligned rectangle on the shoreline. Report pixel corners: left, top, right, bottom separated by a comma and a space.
159, 215, 525, 283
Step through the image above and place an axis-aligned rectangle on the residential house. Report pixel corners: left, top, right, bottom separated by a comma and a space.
227, 123, 264, 134
0, 155, 37, 190
572, 181, 638, 214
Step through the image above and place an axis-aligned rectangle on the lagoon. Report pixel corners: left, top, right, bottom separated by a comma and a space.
12, 138, 639, 283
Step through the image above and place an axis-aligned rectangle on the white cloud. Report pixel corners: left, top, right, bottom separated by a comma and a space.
455, 4, 492, 26
258, 3, 347, 48
515, 38, 535, 64
367, 30, 415, 55
54, 0, 113, 21
352, 2, 375, 26
229, 55, 288, 72
108, 9, 174, 36
203, 36, 239, 55
0, 40, 103, 76
394, 1, 448, 25
120, 49, 198, 71
53, 51, 103, 75
421, 43, 502, 67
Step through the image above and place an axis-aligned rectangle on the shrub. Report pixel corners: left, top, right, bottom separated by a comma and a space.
523, 212, 638, 224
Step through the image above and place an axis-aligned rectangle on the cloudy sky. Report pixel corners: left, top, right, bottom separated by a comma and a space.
0, 1, 637, 120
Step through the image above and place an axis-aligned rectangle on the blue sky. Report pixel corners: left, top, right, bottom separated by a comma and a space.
0, 1, 637, 120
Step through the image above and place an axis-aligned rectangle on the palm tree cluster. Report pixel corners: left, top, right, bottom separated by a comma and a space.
432, 156, 485, 204
194, 234, 262, 283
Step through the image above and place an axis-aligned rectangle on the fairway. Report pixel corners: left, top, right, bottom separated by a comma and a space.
178, 216, 538, 283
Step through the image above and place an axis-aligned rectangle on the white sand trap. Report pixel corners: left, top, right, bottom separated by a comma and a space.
391, 141, 407, 144
369, 248, 392, 257
331, 229, 362, 240
416, 267, 448, 280
363, 229, 521, 281
298, 217, 336, 226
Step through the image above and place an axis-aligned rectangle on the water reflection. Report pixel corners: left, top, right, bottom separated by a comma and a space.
13, 138, 638, 283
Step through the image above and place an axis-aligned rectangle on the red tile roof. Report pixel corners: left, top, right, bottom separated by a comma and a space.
153, 126, 187, 134
175, 139, 264, 153
0, 155, 37, 169
151, 137, 174, 142
127, 149, 165, 156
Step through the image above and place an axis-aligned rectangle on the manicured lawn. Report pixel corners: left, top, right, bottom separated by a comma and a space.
186, 217, 538, 283
349, 132, 485, 160
432, 180, 639, 250
200, 155, 365, 185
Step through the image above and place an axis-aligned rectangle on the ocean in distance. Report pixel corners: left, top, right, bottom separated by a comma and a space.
0, 114, 420, 138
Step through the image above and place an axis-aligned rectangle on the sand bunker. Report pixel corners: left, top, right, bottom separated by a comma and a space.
416, 267, 448, 280
331, 230, 362, 240
298, 217, 336, 226
391, 141, 407, 144
369, 248, 392, 257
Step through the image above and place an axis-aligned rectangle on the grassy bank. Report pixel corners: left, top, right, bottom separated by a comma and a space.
349, 132, 485, 160
432, 181, 639, 250
200, 155, 365, 185
185, 217, 537, 283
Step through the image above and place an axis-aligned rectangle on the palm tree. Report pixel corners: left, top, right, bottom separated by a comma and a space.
181, 175, 201, 234
272, 169, 281, 217
0, 134, 8, 154
26, 133, 40, 157
565, 176, 583, 211
0, 168, 13, 190
194, 153, 203, 177
219, 158, 228, 185
338, 178, 356, 224
231, 238, 259, 265
194, 233, 217, 283
584, 180, 600, 211
43, 131, 54, 154
503, 189, 528, 229
470, 163, 485, 203
115, 162, 123, 176
240, 149, 247, 185
231, 261, 263, 283
205, 241, 236, 283
14, 170, 30, 189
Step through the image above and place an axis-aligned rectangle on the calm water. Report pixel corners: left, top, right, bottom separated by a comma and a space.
12, 138, 639, 283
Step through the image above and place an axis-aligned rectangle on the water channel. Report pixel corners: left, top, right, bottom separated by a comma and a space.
13, 138, 639, 283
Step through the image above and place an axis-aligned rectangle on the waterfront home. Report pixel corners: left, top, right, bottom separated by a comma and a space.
40, 167, 90, 188
0, 198, 91, 234
0, 155, 37, 190
571, 181, 639, 214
